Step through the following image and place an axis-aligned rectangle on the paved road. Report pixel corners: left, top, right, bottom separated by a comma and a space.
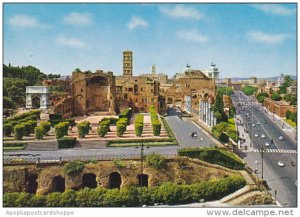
165, 108, 216, 148
232, 91, 297, 207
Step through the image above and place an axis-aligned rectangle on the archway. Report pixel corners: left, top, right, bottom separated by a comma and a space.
137, 174, 148, 187
31, 95, 41, 109
52, 176, 65, 193
109, 172, 122, 189
26, 174, 38, 194
82, 173, 97, 189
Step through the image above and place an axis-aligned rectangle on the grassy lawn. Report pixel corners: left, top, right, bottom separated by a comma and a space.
284, 119, 297, 128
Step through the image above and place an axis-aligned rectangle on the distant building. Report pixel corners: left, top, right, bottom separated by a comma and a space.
263, 98, 296, 117
202, 63, 220, 79
123, 49, 133, 76
287, 85, 297, 95
249, 76, 257, 85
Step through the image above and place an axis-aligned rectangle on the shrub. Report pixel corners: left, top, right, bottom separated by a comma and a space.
116, 118, 127, 137
40, 121, 51, 135
219, 132, 229, 143
28, 120, 37, 133
119, 108, 132, 123
146, 153, 166, 170
98, 119, 110, 137
14, 124, 24, 140
178, 147, 245, 170
55, 122, 66, 139
59, 189, 77, 207
30, 195, 46, 207
113, 159, 125, 169
35, 126, 44, 139
22, 122, 32, 136
149, 106, 161, 136
134, 114, 144, 137
77, 122, 87, 138
58, 137, 77, 148
4, 124, 13, 137
15, 192, 32, 207
49, 114, 62, 120
10, 120, 19, 128
3, 142, 27, 147
63, 161, 85, 176
46, 192, 62, 207
3, 192, 20, 207
100, 117, 118, 126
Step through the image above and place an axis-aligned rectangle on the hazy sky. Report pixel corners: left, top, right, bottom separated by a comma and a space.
3, 3, 296, 78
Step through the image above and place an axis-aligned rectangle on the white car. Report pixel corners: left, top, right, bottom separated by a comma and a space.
265, 142, 270, 147
254, 133, 258, 138
278, 161, 285, 167
257, 122, 261, 125
261, 134, 266, 139
279, 136, 284, 141
252, 124, 255, 127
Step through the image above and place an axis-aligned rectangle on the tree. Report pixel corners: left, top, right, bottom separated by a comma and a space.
241, 85, 257, 96
217, 87, 234, 96
278, 75, 293, 94
271, 93, 282, 101
213, 93, 228, 123
3, 96, 16, 109
146, 153, 166, 170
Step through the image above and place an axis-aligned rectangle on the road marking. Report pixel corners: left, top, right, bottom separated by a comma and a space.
253, 149, 297, 154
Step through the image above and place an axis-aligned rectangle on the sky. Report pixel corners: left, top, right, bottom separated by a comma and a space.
3, 3, 297, 78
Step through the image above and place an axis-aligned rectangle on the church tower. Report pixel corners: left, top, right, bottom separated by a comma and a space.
123, 49, 133, 76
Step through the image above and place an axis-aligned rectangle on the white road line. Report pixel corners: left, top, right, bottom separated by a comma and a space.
253, 149, 297, 154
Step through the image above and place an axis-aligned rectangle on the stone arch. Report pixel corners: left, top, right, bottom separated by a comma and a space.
109, 172, 122, 189
52, 176, 65, 193
137, 174, 148, 187
82, 173, 97, 189
26, 174, 38, 194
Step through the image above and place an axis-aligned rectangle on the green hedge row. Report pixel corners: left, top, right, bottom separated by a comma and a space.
97, 119, 110, 137
5, 110, 40, 123
4, 120, 37, 139
178, 147, 245, 170
35, 126, 44, 140
3, 142, 27, 147
55, 122, 69, 139
149, 105, 161, 136
119, 108, 132, 124
99, 117, 118, 126
77, 121, 90, 138
49, 118, 75, 127
3, 175, 245, 207
58, 137, 77, 149
116, 118, 128, 137
134, 114, 144, 137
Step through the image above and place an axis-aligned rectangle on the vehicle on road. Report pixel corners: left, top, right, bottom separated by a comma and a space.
265, 142, 270, 147
278, 161, 285, 167
261, 134, 266, 139
257, 122, 260, 125
255, 133, 258, 138
252, 124, 255, 127
279, 136, 284, 141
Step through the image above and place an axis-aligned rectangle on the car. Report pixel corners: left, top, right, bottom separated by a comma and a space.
265, 142, 270, 147
254, 133, 258, 138
278, 161, 285, 167
246, 113, 249, 116
261, 134, 266, 139
257, 122, 261, 125
252, 124, 255, 127
279, 136, 284, 141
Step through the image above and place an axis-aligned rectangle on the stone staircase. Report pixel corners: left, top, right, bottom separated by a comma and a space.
220, 185, 252, 203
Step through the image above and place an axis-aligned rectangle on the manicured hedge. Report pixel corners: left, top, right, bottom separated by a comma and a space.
3, 142, 27, 147
49, 118, 75, 127
4, 124, 13, 137
149, 105, 161, 136
55, 122, 66, 139
119, 108, 132, 124
100, 117, 118, 126
40, 121, 51, 135
6, 110, 40, 123
28, 120, 37, 133
3, 175, 245, 207
134, 114, 144, 137
14, 124, 24, 140
116, 118, 127, 137
35, 126, 44, 140
178, 147, 245, 170
22, 122, 32, 136
58, 137, 77, 149
97, 120, 110, 137
77, 122, 89, 138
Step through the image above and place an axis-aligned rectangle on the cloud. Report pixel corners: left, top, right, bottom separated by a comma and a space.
63, 12, 92, 26
177, 30, 208, 43
253, 4, 295, 16
56, 35, 88, 48
127, 16, 148, 30
159, 5, 203, 20
247, 31, 291, 44
8, 14, 40, 28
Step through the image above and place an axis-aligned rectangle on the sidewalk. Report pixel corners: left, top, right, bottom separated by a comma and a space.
235, 114, 253, 151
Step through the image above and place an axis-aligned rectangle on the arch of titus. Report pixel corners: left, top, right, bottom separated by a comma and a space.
26, 86, 49, 109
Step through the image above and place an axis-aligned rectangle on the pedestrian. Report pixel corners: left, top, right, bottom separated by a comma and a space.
191, 132, 194, 138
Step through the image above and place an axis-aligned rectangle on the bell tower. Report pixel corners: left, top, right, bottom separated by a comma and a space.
123, 49, 133, 76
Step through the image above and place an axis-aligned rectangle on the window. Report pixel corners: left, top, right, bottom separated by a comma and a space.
141, 88, 143, 92
151, 89, 153, 93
